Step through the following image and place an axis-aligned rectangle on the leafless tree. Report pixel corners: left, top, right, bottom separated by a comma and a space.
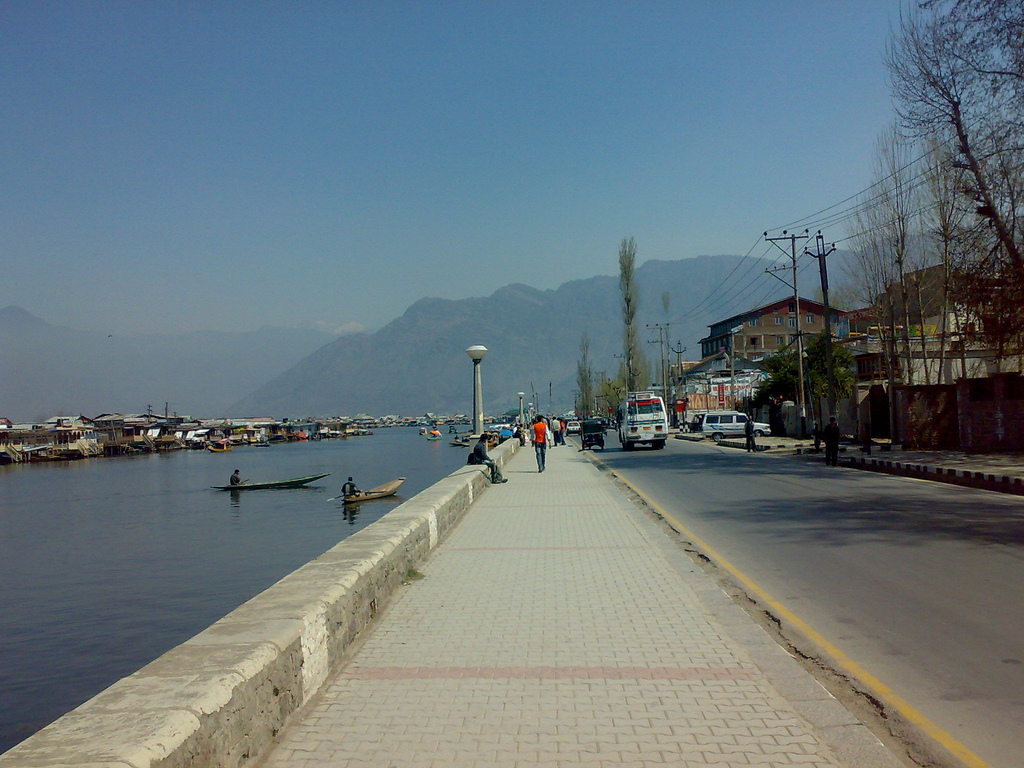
576, 334, 595, 417
887, 5, 1024, 282
920, 135, 968, 381
889, 3, 1024, 368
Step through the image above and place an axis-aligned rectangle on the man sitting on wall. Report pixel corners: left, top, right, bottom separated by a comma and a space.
468, 433, 507, 483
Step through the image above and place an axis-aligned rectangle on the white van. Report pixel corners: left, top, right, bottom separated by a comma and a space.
701, 411, 769, 442
616, 391, 669, 450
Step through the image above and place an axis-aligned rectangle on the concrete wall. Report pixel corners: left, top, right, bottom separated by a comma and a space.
0, 438, 518, 768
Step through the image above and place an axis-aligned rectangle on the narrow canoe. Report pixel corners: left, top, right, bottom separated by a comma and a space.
211, 472, 331, 491
335, 477, 406, 504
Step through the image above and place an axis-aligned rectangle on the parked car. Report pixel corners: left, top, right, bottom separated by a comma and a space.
700, 411, 770, 442
565, 420, 581, 434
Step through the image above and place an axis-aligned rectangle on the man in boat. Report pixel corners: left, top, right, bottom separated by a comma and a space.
469, 434, 507, 484
341, 477, 361, 498
229, 469, 243, 486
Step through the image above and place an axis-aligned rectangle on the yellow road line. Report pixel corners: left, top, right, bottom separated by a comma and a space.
606, 461, 993, 768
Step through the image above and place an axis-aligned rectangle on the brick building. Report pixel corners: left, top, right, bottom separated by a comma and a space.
699, 297, 843, 360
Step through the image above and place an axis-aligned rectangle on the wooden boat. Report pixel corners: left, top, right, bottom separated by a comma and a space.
207, 442, 233, 453
331, 477, 405, 504
211, 472, 330, 491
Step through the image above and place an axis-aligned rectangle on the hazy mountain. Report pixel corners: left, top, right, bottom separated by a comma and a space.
231, 254, 814, 417
0, 307, 338, 422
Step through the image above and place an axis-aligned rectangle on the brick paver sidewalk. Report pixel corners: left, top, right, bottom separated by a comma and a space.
258, 444, 900, 768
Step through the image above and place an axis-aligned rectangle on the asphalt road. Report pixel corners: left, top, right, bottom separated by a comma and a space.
592, 435, 1024, 768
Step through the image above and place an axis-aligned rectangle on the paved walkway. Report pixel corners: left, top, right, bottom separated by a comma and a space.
258, 444, 901, 768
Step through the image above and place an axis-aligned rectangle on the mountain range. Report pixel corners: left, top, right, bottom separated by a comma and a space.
231, 254, 800, 417
3, 253, 847, 421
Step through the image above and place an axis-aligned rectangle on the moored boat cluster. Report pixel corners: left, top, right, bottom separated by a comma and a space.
0, 413, 373, 465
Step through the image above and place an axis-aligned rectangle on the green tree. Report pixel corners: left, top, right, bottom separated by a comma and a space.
752, 350, 800, 408
805, 333, 855, 421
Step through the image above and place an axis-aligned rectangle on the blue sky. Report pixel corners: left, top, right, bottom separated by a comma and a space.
2, 1, 904, 335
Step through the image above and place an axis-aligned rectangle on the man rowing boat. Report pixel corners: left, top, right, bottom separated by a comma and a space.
340, 476, 361, 498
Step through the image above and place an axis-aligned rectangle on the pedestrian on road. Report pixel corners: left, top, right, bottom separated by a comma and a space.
822, 416, 841, 467
744, 416, 756, 452
532, 416, 548, 472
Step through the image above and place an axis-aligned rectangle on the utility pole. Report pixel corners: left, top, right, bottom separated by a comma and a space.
669, 342, 687, 427
806, 231, 838, 418
765, 230, 810, 437
646, 323, 669, 403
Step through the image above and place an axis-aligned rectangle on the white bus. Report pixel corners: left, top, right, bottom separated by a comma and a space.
616, 392, 669, 450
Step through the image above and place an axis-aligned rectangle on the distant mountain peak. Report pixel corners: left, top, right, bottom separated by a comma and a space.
0, 305, 49, 330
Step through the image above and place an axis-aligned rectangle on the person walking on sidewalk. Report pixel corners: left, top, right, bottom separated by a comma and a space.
551, 417, 563, 447
532, 415, 548, 472
744, 416, 756, 452
823, 416, 841, 466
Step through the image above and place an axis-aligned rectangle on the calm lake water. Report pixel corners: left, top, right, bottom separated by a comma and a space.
0, 427, 470, 754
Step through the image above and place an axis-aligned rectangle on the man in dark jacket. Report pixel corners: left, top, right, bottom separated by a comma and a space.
469, 434, 507, 483
822, 416, 841, 466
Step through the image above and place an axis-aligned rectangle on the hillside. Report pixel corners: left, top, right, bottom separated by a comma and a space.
0, 307, 338, 421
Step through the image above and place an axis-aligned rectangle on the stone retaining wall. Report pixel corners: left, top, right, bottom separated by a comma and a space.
0, 438, 518, 768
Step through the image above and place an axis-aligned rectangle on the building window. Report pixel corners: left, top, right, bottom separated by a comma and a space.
749, 317, 760, 327
748, 336, 759, 347
788, 317, 796, 327
788, 302, 796, 313
774, 316, 783, 325
775, 335, 785, 345
805, 314, 815, 324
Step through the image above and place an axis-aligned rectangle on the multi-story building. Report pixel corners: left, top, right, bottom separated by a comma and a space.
699, 297, 842, 360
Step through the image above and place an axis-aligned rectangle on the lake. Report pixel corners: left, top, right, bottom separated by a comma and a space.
0, 427, 470, 754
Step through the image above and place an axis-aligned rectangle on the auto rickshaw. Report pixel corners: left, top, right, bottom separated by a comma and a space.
581, 418, 605, 450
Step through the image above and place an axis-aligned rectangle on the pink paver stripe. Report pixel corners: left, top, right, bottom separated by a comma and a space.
447, 545, 644, 551
342, 665, 756, 680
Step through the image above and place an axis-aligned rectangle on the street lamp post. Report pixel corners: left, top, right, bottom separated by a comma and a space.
518, 392, 525, 429
466, 345, 488, 436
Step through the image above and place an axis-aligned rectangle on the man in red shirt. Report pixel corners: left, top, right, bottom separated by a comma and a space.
532, 416, 548, 472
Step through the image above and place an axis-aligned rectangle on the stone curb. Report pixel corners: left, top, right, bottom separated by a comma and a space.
680, 430, 1024, 497
842, 454, 1024, 496
0, 439, 519, 768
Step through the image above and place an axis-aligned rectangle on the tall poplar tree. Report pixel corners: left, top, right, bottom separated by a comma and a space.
618, 236, 648, 392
